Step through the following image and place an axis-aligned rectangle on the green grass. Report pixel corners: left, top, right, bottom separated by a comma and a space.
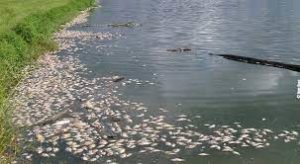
0, 0, 95, 162
0, 0, 71, 33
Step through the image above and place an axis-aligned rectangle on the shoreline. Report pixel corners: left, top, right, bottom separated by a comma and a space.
7, 1, 300, 163
0, 0, 95, 162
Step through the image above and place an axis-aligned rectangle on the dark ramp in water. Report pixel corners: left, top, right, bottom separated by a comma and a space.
209, 53, 300, 72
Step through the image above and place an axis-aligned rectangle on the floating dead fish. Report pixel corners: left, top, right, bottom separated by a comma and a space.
232, 151, 241, 156
137, 113, 145, 118
159, 108, 168, 113
41, 153, 50, 157
53, 148, 59, 153
54, 119, 71, 126
198, 153, 210, 156
36, 134, 45, 143
83, 100, 94, 109
112, 76, 125, 82
172, 148, 180, 153
82, 156, 89, 161
36, 147, 44, 154
209, 124, 216, 129
222, 146, 233, 152
210, 145, 221, 150
171, 158, 185, 162
176, 118, 190, 122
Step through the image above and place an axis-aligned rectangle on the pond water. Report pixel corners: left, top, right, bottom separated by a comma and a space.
16, 0, 300, 163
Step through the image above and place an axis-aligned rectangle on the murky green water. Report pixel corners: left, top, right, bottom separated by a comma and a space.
19, 0, 300, 163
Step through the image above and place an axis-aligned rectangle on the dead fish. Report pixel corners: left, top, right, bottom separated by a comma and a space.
54, 119, 71, 126
198, 153, 210, 156
112, 76, 125, 82
232, 151, 241, 156
210, 145, 221, 150
171, 158, 185, 162
36, 134, 45, 143
82, 100, 94, 109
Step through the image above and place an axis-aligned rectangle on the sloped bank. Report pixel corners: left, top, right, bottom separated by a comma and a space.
0, 0, 95, 162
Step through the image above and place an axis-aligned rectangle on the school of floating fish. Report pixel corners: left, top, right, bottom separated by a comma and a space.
11, 7, 300, 164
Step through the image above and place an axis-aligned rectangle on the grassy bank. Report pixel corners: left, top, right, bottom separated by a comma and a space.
0, 0, 95, 162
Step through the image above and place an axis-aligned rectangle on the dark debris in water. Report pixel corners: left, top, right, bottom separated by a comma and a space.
108, 22, 141, 28
167, 48, 192, 52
